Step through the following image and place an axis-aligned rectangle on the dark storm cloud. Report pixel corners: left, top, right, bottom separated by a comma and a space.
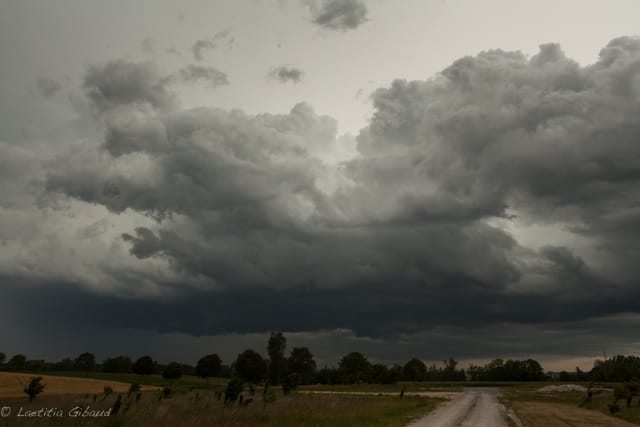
309, 0, 368, 31
36, 77, 62, 98
25, 37, 640, 349
192, 30, 234, 61
47, 96, 332, 222
177, 65, 229, 87
83, 60, 176, 111
117, 221, 520, 292
2, 278, 640, 365
348, 40, 640, 242
269, 65, 304, 83
3, 277, 639, 339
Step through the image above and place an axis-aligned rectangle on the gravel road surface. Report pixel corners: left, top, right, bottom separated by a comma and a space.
406, 388, 512, 427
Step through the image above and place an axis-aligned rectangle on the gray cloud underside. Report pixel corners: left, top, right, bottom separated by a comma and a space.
36, 77, 62, 98
310, 0, 368, 31
177, 64, 229, 87
5, 37, 640, 353
269, 65, 304, 83
192, 30, 234, 61
2, 276, 637, 338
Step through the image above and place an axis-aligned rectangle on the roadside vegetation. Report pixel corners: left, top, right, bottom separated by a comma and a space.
0, 380, 439, 427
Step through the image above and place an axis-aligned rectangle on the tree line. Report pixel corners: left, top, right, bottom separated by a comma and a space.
467, 359, 545, 381
591, 355, 640, 382
3, 339, 638, 385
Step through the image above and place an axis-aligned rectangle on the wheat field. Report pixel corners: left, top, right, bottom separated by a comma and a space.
0, 372, 159, 399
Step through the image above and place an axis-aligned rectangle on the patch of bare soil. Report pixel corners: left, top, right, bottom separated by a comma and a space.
513, 402, 637, 427
0, 372, 159, 399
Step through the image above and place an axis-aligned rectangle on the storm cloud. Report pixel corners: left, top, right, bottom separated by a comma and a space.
177, 65, 229, 88
309, 0, 368, 31
192, 30, 234, 61
4, 32, 640, 364
83, 60, 177, 112
269, 65, 305, 83
36, 77, 62, 98
42, 38, 640, 322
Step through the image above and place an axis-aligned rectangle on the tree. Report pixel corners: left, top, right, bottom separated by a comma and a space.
235, 350, 267, 383
288, 347, 316, 385
590, 355, 640, 382
53, 358, 75, 371
467, 364, 483, 381
102, 356, 133, 373
521, 359, 544, 381
74, 352, 96, 377
162, 362, 183, 382
0, 352, 5, 365
316, 366, 341, 385
486, 359, 505, 381
371, 364, 395, 384
339, 352, 370, 384
466, 358, 544, 381
268, 332, 287, 386
442, 357, 462, 381
133, 356, 155, 376
389, 364, 403, 383
180, 363, 196, 376
403, 358, 427, 382
196, 354, 222, 384
24, 377, 45, 401
25, 360, 45, 372
8, 354, 26, 371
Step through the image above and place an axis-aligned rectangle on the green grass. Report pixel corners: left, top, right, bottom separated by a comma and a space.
299, 381, 444, 393
34, 371, 228, 393
30, 373, 518, 395
299, 380, 529, 393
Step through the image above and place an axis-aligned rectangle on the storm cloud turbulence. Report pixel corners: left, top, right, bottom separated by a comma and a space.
1, 1, 640, 368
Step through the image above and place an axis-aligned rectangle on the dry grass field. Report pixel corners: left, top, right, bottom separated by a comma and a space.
0, 372, 159, 399
502, 383, 640, 426
513, 402, 638, 427
0, 388, 439, 427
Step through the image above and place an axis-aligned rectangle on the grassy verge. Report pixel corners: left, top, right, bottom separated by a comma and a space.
299, 382, 449, 393
299, 380, 528, 393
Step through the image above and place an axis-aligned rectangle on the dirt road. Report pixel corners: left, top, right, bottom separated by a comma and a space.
406, 388, 513, 427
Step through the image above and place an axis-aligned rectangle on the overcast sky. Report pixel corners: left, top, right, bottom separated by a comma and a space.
2, 0, 640, 371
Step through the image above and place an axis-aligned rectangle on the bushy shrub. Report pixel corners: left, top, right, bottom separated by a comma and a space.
282, 373, 298, 395
128, 383, 140, 396
24, 377, 45, 401
162, 386, 172, 398
613, 384, 629, 401
224, 377, 244, 403
103, 386, 113, 397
